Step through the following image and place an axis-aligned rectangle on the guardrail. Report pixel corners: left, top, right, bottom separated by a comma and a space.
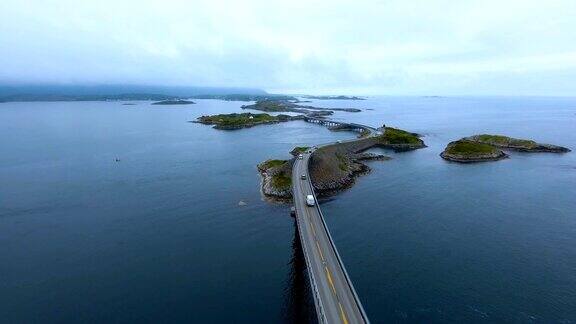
293, 119, 376, 323
305, 167, 370, 324
294, 207, 327, 323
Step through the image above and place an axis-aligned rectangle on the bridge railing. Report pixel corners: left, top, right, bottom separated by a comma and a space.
305, 159, 371, 324
294, 205, 327, 324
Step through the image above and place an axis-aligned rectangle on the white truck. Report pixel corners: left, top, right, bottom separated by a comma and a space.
306, 194, 315, 206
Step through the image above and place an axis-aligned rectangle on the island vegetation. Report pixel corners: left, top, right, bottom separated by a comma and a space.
307, 127, 424, 195
188, 94, 297, 101
258, 126, 425, 200
257, 159, 293, 200
290, 146, 310, 155
242, 100, 361, 117
194, 112, 303, 130
152, 99, 195, 105
440, 140, 507, 163
441, 134, 570, 163
376, 127, 426, 151
463, 134, 570, 153
301, 95, 366, 100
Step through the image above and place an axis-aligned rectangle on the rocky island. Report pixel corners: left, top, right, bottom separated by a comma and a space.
152, 99, 196, 105
194, 112, 303, 130
463, 134, 571, 153
301, 95, 366, 100
257, 159, 293, 200
242, 100, 362, 117
440, 140, 508, 163
258, 126, 425, 200
441, 134, 570, 163
308, 127, 424, 195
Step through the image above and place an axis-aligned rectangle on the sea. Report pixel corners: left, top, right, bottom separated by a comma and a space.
1, 96, 575, 323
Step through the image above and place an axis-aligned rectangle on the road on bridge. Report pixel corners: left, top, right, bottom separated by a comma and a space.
293, 147, 370, 324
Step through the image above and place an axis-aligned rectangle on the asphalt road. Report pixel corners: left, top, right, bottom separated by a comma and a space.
293, 151, 369, 324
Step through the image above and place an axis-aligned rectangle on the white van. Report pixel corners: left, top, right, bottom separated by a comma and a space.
306, 194, 315, 206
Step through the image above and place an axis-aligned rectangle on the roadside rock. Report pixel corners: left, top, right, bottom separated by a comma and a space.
257, 159, 293, 201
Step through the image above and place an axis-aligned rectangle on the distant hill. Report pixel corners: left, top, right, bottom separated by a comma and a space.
0, 84, 269, 102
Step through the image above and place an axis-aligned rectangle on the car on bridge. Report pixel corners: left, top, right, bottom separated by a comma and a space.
306, 194, 315, 206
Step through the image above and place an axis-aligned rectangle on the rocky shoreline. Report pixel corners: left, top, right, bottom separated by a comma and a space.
441, 134, 570, 163
241, 100, 362, 116
257, 159, 294, 201
193, 112, 304, 130
463, 134, 571, 153
308, 128, 425, 196
152, 99, 195, 105
258, 127, 425, 201
440, 140, 508, 163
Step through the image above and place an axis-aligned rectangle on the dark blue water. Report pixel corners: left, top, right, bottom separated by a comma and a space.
1, 97, 575, 323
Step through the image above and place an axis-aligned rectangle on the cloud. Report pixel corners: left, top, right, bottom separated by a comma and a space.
1, 0, 575, 95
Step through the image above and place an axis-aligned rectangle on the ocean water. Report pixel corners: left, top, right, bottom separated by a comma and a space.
1, 97, 575, 323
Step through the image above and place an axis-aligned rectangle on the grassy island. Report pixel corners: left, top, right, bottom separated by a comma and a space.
441, 140, 507, 163
244, 101, 292, 112
256, 124, 425, 200
375, 127, 426, 151
152, 99, 195, 105
464, 134, 570, 153
257, 159, 292, 200
242, 100, 361, 116
291, 146, 310, 156
271, 172, 291, 190
195, 113, 301, 130
259, 159, 288, 170
445, 140, 500, 155
302, 95, 366, 100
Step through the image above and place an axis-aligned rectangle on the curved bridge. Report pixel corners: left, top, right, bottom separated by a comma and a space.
292, 122, 377, 324
304, 117, 378, 135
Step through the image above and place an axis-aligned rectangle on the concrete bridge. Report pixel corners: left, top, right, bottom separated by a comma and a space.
292, 121, 377, 323
304, 117, 380, 135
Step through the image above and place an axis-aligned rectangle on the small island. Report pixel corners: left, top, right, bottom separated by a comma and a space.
152, 99, 196, 105
257, 159, 293, 200
307, 127, 424, 195
441, 134, 570, 163
463, 134, 570, 153
189, 94, 297, 102
290, 146, 310, 155
375, 127, 426, 151
242, 100, 361, 116
440, 140, 508, 163
258, 126, 425, 200
302, 95, 366, 100
194, 112, 303, 130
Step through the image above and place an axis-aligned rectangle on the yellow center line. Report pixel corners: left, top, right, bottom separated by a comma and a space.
316, 241, 325, 261
325, 266, 337, 295
299, 160, 351, 324
338, 303, 350, 324
310, 222, 316, 236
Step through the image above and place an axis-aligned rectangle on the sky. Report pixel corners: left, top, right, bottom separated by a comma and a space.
1, 0, 575, 95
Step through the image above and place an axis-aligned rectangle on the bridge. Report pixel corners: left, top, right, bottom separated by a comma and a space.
304, 117, 379, 135
292, 121, 377, 323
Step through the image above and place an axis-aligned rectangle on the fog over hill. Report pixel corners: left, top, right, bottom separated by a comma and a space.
0, 84, 268, 102
0, 84, 266, 97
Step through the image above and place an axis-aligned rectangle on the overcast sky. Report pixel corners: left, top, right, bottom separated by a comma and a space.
1, 0, 575, 95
